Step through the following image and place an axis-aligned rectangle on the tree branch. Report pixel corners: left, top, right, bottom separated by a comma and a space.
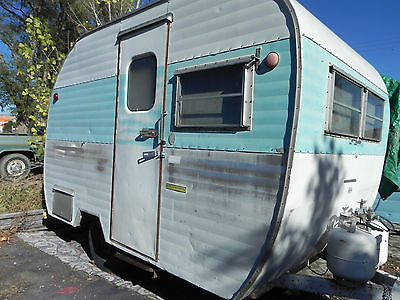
0, 3, 26, 23
65, 5, 91, 33
0, 52, 5, 66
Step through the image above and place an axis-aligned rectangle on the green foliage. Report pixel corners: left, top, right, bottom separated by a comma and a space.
17, 16, 65, 154
2, 121, 14, 133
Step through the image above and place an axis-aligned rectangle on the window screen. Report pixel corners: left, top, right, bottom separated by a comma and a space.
364, 92, 384, 141
177, 64, 244, 128
331, 74, 362, 137
127, 54, 157, 111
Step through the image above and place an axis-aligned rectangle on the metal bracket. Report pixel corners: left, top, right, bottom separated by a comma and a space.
245, 47, 262, 69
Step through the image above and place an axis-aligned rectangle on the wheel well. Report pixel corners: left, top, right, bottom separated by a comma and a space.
0, 151, 35, 161
80, 212, 102, 230
79, 212, 109, 248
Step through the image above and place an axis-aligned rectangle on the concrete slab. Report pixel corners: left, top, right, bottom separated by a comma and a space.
17, 229, 162, 299
0, 209, 44, 231
0, 237, 148, 299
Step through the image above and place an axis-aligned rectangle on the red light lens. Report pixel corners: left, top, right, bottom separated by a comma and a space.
53, 93, 59, 102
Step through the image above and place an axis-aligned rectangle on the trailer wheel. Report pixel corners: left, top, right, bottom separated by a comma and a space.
0, 153, 31, 180
88, 220, 115, 272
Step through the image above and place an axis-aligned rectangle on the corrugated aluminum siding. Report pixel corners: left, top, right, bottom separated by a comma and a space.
48, 77, 117, 143
295, 37, 389, 155
159, 149, 284, 298
54, 25, 119, 89
54, 3, 169, 89
55, 0, 292, 88
164, 40, 294, 153
257, 153, 385, 284
168, 0, 292, 63
157, 38, 295, 299
44, 140, 113, 238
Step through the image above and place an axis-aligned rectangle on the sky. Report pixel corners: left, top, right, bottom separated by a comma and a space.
297, 0, 400, 80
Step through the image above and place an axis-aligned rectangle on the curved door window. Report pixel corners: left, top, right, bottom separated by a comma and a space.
127, 54, 157, 111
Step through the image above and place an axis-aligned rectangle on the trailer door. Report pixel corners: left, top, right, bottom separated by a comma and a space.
111, 18, 170, 259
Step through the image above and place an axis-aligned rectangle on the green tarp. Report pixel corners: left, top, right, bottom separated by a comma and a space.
379, 75, 400, 199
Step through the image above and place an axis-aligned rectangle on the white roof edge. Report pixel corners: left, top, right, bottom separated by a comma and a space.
288, 0, 387, 94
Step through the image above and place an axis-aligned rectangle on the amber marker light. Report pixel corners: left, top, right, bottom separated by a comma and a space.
265, 52, 280, 69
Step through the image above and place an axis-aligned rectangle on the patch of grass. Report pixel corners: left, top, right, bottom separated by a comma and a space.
0, 174, 43, 214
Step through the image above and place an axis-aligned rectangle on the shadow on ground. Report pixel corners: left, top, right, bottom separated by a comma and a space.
48, 222, 328, 300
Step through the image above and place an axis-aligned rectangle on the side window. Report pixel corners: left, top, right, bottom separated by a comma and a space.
326, 67, 384, 142
364, 92, 384, 141
127, 54, 157, 111
174, 56, 255, 130
331, 73, 362, 137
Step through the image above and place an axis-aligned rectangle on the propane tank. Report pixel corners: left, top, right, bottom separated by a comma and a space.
327, 227, 379, 283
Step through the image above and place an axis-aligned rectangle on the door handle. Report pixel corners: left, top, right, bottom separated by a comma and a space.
140, 128, 158, 138
138, 150, 163, 164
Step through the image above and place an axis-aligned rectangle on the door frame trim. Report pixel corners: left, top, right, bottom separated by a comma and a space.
109, 16, 172, 262
117, 13, 173, 40
155, 20, 171, 261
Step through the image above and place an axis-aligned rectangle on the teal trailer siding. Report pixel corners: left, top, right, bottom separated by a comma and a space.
374, 190, 400, 223
47, 39, 296, 153
164, 39, 295, 153
47, 77, 117, 144
295, 37, 389, 156
116, 69, 164, 146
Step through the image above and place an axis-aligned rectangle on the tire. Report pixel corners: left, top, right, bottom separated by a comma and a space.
0, 153, 31, 180
87, 220, 115, 272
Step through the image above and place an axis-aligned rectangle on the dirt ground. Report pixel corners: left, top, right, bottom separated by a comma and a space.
0, 173, 43, 214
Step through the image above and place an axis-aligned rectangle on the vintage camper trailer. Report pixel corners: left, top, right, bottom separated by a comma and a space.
44, 0, 390, 298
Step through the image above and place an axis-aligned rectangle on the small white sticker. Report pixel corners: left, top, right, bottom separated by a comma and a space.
168, 155, 181, 164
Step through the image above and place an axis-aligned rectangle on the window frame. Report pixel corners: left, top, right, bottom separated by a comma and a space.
173, 55, 256, 131
363, 90, 385, 141
325, 66, 385, 142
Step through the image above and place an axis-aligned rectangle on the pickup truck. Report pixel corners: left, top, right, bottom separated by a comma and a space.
0, 133, 41, 179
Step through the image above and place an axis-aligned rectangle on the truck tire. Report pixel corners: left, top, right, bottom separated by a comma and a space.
0, 153, 31, 180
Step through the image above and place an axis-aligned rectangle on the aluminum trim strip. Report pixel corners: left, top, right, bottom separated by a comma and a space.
117, 12, 173, 39
173, 54, 255, 75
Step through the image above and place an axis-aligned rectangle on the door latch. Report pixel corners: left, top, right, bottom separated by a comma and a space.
140, 128, 158, 138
